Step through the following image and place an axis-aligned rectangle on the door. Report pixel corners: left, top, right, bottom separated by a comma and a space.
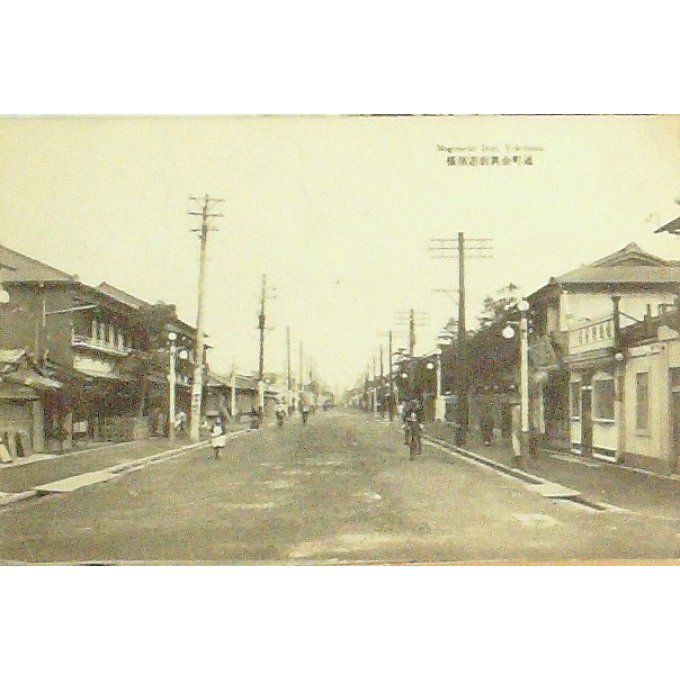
581, 385, 593, 456
672, 392, 680, 473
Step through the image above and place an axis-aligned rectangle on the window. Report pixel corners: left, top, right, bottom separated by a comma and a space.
570, 382, 581, 419
671, 367, 680, 390
593, 375, 615, 420
636, 372, 649, 431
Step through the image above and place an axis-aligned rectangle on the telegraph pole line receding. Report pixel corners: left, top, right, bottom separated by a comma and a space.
428, 231, 493, 439
394, 309, 429, 399
188, 193, 223, 443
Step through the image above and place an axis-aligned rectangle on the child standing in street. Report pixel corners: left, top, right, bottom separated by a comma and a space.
211, 419, 227, 460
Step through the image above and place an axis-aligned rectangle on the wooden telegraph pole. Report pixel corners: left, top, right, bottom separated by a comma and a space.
388, 330, 395, 421
429, 232, 493, 443
188, 194, 223, 442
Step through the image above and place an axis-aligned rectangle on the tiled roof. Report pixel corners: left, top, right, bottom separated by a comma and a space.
536, 242, 680, 289
96, 282, 148, 309
556, 265, 680, 285
207, 372, 258, 391
655, 215, 680, 234
0, 245, 76, 283
97, 282, 196, 334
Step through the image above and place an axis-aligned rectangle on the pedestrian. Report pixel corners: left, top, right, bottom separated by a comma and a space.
175, 410, 187, 433
402, 399, 413, 444
480, 401, 494, 446
403, 412, 424, 460
211, 418, 227, 460
275, 401, 286, 428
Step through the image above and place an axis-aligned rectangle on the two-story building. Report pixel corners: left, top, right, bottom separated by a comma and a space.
0, 245, 199, 451
528, 242, 680, 457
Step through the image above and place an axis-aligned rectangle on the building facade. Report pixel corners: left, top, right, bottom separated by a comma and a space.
528, 242, 680, 455
0, 246, 199, 452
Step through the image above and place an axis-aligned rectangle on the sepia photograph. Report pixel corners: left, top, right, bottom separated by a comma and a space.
2, 114, 680, 565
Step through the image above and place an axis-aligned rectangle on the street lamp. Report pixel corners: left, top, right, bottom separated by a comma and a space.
168, 331, 177, 444
517, 300, 530, 457
426, 348, 445, 421
501, 299, 530, 466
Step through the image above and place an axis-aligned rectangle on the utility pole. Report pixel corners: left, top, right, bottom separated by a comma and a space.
258, 274, 266, 381
394, 310, 429, 400
188, 194, 223, 443
364, 366, 369, 412
230, 361, 237, 419
388, 330, 394, 421
298, 340, 304, 413
372, 355, 377, 416
458, 232, 466, 340
379, 344, 385, 418
429, 232, 493, 442
286, 326, 292, 391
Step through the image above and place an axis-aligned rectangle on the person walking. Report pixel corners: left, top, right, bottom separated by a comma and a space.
275, 401, 286, 428
480, 401, 494, 447
211, 418, 227, 460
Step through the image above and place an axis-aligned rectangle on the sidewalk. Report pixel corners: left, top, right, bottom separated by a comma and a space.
0, 437, 205, 495
425, 422, 680, 521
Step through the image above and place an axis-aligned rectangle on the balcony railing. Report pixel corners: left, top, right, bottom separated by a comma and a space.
568, 317, 615, 354
71, 334, 131, 357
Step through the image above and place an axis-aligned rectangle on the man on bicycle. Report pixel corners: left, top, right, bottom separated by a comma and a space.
403, 411, 424, 460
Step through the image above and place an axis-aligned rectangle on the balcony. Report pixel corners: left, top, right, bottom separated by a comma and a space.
71, 334, 131, 358
568, 317, 615, 355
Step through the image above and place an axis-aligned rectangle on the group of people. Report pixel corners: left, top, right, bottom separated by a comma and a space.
276, 399, 311, 428
398, 397, 496, 460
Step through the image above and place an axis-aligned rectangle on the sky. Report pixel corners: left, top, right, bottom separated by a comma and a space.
1, 115, 679, 392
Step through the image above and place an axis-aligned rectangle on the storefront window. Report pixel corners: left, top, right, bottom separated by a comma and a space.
593, 375, 615, 420
636, 372, 649, 430
570, 382, 581, 419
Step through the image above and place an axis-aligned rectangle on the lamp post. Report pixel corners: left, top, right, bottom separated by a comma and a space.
518, 299, 530, 456
502, 299, 530, 464
168, 332, 177, 444
433, 349, 445, 421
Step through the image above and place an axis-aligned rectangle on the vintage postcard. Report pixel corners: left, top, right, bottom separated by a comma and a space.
2, 114, 680, 565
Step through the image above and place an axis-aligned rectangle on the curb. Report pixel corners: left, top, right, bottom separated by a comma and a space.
423, 434, 609, 511
0, 431, 247, 508
0, 489, 40, 507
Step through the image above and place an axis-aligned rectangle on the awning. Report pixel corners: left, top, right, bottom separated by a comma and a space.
74, 368, 131, 382
2, 368, 62, 390
562, 348, 615, 371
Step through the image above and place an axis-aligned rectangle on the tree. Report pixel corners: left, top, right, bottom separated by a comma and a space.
119, 302, 179, 418
469, 284, 523, 392
477, 283, 521, 329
